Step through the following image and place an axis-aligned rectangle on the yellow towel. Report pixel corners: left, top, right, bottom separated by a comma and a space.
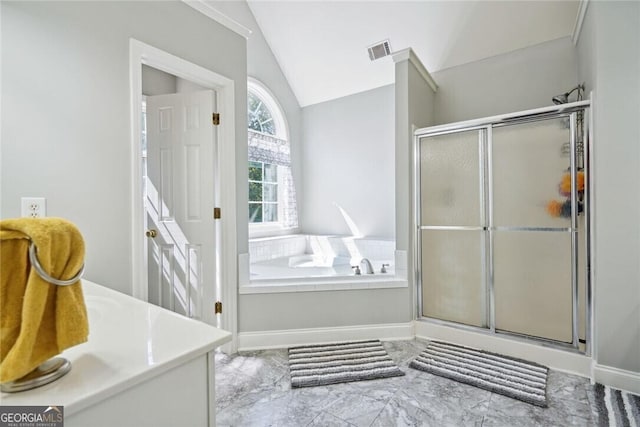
0, 218, 88, 383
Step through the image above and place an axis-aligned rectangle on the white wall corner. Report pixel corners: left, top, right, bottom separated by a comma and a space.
572, 0, 590, 45
394, 250, 408, 278
592, 364, 640, 395
391, 48, 438, 93
238, 253, 249, 286
182, 0, 252, 39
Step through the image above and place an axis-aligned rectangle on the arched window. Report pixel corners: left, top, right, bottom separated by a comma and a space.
248, 91, 276, 136
247, 79, 298, 231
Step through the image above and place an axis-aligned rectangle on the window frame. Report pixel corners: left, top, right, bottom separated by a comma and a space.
247, 78, 297, 238
248, 78, 288, 141
249, 160, 279, 224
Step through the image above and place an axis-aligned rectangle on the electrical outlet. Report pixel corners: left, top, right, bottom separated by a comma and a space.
21, 197, 46, 218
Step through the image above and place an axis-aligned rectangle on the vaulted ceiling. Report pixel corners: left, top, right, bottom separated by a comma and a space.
247, 1, 581, 107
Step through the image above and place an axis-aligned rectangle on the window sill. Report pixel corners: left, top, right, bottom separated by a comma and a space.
240, 276, 408, 294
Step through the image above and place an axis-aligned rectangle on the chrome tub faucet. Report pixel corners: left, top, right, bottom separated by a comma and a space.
360, 258, 374, 274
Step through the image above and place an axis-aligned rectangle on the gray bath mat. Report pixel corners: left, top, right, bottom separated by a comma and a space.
594, 383, 640, 426
410, 340, 549, 407
288, 340, 405, 388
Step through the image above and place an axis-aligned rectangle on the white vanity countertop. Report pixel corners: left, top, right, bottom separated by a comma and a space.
0, 280, 231, 414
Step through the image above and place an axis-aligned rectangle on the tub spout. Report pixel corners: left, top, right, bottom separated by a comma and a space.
360, 258, 374, 274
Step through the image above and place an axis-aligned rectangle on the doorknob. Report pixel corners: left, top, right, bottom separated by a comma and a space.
145, 229, 158, 238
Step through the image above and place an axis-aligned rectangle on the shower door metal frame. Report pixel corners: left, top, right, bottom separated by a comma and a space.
414, 100, 592, 355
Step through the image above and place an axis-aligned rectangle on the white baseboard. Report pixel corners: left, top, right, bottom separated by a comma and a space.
414, 321, 592, 378
593, 364, 640, 395
238, 322, 415, 351
237, 320, 640, 394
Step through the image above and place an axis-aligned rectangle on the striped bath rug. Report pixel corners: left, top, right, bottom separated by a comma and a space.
594, 383, 640, 426
410, 340, 548, 407
288, 340, 405, 388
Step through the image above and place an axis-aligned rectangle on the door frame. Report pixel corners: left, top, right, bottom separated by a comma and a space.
129, 39, 238, 351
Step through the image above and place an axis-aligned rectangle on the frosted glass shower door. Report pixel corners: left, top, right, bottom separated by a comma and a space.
419, 130, 486, 327
492, 118, 576, 342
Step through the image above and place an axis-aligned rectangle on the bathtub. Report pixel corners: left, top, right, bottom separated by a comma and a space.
241, 235, 407, 294
251, 254, 396, 280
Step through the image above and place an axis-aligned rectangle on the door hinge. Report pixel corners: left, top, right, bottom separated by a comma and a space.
214, 207, 221, 219
214, 301, 222, 314
212, 113, 220, 126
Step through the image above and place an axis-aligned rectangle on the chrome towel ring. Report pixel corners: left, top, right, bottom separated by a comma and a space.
28, 241, 85, 286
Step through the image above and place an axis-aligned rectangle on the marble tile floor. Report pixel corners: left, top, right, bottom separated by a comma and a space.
215, 339, 599, 427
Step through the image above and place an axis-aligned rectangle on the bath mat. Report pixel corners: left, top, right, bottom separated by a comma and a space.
288, 340, 405, 388
410, 340, 548, 407
594, 383, 640, 426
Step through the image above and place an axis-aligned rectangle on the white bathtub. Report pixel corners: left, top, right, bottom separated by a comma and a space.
250, 254, 395, 280
243, 235, 407, 293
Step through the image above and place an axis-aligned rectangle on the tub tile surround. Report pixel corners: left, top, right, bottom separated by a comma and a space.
249, 234, 395, 264
215, 339, 599, 426
248, 234, 308, 263
242, 234, 407, 294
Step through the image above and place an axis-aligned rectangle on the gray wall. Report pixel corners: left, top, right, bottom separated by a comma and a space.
240, 80, 408, 331
432, 37, 578, 124
579, 1, 640, 376
1, 1, 247, 295
239, 288, 410, 332
395, 57, 437, 318
210, 1, 303, 234
141, 65, 177, 96
301, 85, 395, 238
237, 87, 410, 333
576, 4, 595, 96
142, 65, 207, 97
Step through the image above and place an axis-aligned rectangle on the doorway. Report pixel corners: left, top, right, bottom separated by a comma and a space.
129, 39, 238, 352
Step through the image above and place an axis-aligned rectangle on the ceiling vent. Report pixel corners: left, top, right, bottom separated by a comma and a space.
367, 40, 392, 61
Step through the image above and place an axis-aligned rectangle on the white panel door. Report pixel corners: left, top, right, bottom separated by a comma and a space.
145, 90, 217, 323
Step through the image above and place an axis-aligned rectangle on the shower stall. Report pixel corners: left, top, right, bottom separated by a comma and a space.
414, 100, 591, 353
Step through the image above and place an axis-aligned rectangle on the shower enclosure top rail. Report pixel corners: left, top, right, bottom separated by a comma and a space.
415, 100, 591, 137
